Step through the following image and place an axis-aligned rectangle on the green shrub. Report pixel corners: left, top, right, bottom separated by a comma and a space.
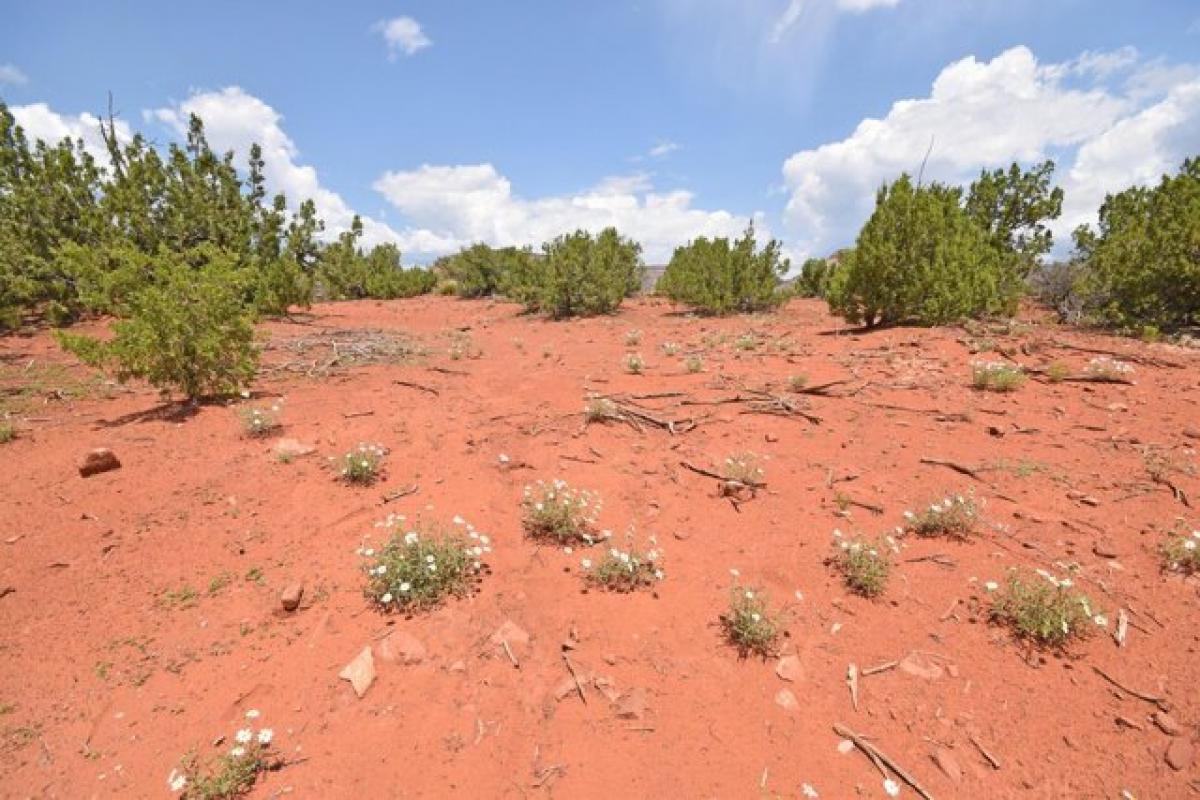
580, 536, 663, 592
237, 401, 283, 438
1072, 157, 1200, 330
971, 361, 1026, 392
1162, 529, 1200, 574
623, 353, 645, 374
793, 257, 837, 299
505, 228, 642, 318
521, 479, 602, 544
904, 492, 980, 539
171, 711, 281, 798
361, 516, 489, 612
832, 533, 892, 597
721, 582, 782, 657
990, 568, 1100, 647
657, 225, 788, 314
441, 243, 535, 298
0, 421, 14, 444
332, 443, 387, 485
57, 255, 258, 400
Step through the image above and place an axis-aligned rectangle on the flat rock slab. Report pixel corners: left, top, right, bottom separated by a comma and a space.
339, 646, 376, 698
775, 688, 799, 712
899, 652, 944, 680
273, 439, 316, 459
776, 655, 804, 682
378, 631, 426, 665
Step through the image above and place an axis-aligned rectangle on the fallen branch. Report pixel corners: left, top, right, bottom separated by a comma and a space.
382, 484, 419, 504
1092, 665, 1168, 710
679, 461, 766, 489
968, 733, 1000, 770
919, 457, 987, 482
393, 379, 440, 396
561, 653, 588, 705
833, 723, 935, 800
861, 660, 898, 677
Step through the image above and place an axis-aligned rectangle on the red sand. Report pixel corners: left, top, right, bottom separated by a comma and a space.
1, 296, 1198, 798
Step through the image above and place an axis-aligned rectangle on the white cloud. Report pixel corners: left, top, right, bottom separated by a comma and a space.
836, 0, 900, 12
771, 0, 898, 42
373, 163, 762, 263
10, 102, 132, 162
648, 140, 680, 158
780, 45, 1200, 258
149, 87, 400, 246
0, 64, 28, 86
372, 17, 431, 59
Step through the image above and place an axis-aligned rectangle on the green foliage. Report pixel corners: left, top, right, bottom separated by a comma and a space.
440, 243, 536, 298
657, 225, 788, 314
56, 253, 258, 400
971, 361, 1026, 392
1072, 157, 1200, 330
520, 479, 601, 544
832, 535, 892, 597
315, 220, 435, 301
721, 583, 782, 658
362, 519, 488, 612
581, 537, 663, 593
905, 492, 980, 539
965, 160, 1063, 279
793, 257, 837, 299
332, 443, 387, 485
1162, 529, 1200, 574
505, 228, 642, 318
990, 568, 1099, 648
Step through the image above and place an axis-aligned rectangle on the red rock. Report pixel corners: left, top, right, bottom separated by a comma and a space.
899, 652, 943, 680
775, 688, 799, 712
776, 655, 804, 682
338, 646, 376, 698
934, 747, 962, 783
1154, 711, 1184, 737
1166, 738, 1194, 771
615, 687, 648, 720
273, 438, 315, 459
489, 620, 530, 649
78, 448, 121, 477
378, 631, 426, 665
279, 582, 304, 612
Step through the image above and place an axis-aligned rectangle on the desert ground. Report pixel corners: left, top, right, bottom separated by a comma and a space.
1, 295, 1198, 799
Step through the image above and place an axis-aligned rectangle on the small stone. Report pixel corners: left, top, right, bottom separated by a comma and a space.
1166, 738, 1194, 771
615, 687, 648, 720
489, 620, 530, 650
776, 655, 804, 682
934, 748, 962, 783
673, 530, 690, 541
837, 739, 855, 754
378, 631, 426, 665
338, 647, 376, 698
775, 688, 799, 712
273, 439, 315, 459
1093, 539, 1120, 559
1155, 711, 1184, 737
899, 652, 943, 680
593, 675, 621, 703
447, 660, 466, 674
765, 433, 779, 443
279, 583, 304, 612
78, 448, 121, 477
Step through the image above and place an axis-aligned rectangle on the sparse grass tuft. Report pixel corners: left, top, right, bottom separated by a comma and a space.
971, 361, 1025, 392
521, 479, 602, 545
831, 531, 893, 597
989, 568, 1101, 647
1162, 529, 1200, 574
237, 401, 283, 438
624, 329, 642, 346
170, 710, 280, 797
722, 452, 764, 485
661, 341, 679, 356
584, 397, 621, 424
1045, 361, 1071, 382
0, 421, 14, 444
331, 443, 387, 485
684, 355, 703, 373
903, 491, 980, 539
1084, 356, 1134, 382
721, 581, 782, 658
361, 515, 489, 612
788, 374, 809, 392
735, 333, 759, 351
581, 534, 663, 592
623, 353, 645, 374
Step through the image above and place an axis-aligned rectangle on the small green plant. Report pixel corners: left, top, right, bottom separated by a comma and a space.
584, 396, 621, 424
1045, 361, 1071, 382
656, 225, 789, 315
503, 227, 643, 318
0, 421, 14, 444
720, 580, 782, 657
244, 567, 264, 585
832, 532, 892, 597
684, 355, 703, 373
624, 329, 642, 346
521, 479, 602, 545
1084, 356, 1134, 382
160, 585, 200, 609
360, 515, 489, 612
989, 568, 1101, 647
722, 453, 764, 485
237, 401, 283, 438
331, 443, 387, 485
623, 353, 645, 374
169, 710, 279, 797
661, 342, 680, 356
207, 573, 233, 596
788, 374, 809, 392
580, 534, 663, 592
1162, 529, 1200, 574
903, 492, 980, 540
735, 333, 759, 351
971, 361, 1026, 392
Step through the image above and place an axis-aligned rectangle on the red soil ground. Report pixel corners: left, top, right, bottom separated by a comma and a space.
1, 296, 1199, 799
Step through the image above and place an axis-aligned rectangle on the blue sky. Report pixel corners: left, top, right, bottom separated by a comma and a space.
3, 1, 1199, 263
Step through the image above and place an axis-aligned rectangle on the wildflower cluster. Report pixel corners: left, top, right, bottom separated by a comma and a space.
361, 515, 489, 612
971, 361, 1025, 392
989, 567, 1102, 647
624, 353, 645, 374
521, 480, 601, 545
581, 534, 664, 592
684, 355, 704, 373
831, 530, 895, 597
721, 576, 782, 657
1163, 529, 1200, 574
1085, 356, 1134, 381
735, 333, 759, 351
903, 492, 980, 540
169, 710, 279, 798
624, 329, 643, 346
331, 443, 386, 485
661, 341, 680, 356
1045, 361, 1071, 382
722, 453, 765, 486
237, 400, 283, 437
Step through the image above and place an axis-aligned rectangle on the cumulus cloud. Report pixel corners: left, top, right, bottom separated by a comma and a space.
372, 16, 432, 59
149, 88, 401, 246
780, 45, 1200, 258
10, 103, 132, 162
0, 64, 28, 86
373, 163, 762, 263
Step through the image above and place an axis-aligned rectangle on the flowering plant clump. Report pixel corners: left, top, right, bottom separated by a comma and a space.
735, 333, 759, 351
584, 396, 621, 424
684, 355, 704, 373
521, 479, 601, 545
661, 341, 680, 356
1162, 529, 1200, 574
169, 710, 280, 798
361, 515, 490, 612
623, 352, 645, 374
971, 361, 1025, 392
1084, 356, 1134, 382
903, 492, 981, 540
722, 452, 765, 486
624, 329, 643, 346
990, 567, 1102, 647
831, 530, 894, 597
1045, 361, 1071, 382
581, 533, 663, 592
237, 400, 283, 438
331, 443, 387, 485
721, 580, 782, 658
